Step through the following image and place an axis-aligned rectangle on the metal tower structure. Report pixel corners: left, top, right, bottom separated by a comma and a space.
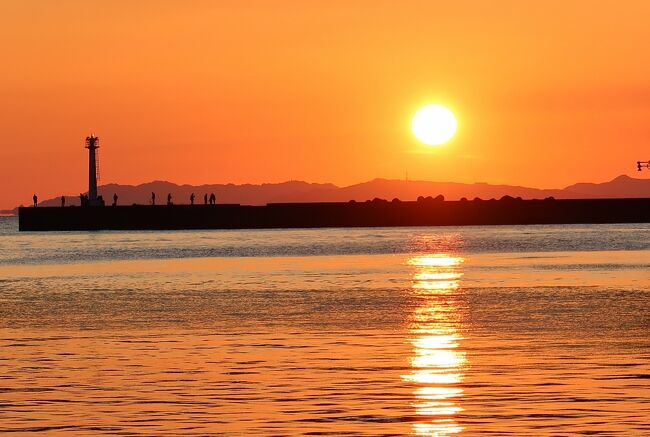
637, 160, 650, 171
85, 135, 101, 204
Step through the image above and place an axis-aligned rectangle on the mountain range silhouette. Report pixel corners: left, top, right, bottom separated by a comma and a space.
12, 174, 650, 211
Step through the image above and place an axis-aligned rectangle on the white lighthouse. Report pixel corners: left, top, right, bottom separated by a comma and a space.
85, 135, 104, 206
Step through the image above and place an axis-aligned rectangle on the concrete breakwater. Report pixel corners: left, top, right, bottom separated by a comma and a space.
18, 198, 650, 231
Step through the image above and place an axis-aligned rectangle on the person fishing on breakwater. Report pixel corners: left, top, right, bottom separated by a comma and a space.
190, 193, 195, 205
113, 193, 118, 206
167, 193, 173, 205
204, 193, 208, 205
33, 194, 37, 207
61, 196, 65, 207
151, 192, 156, 205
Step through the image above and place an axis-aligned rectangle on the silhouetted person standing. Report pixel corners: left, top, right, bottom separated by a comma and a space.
167, 193, 172, 205
113, 193, 118, 206
209, 193, 216, 205
190, 193, 195, 205
204, 193, 208, 205
61, 196, 65, 207
33, 194, 37, 207
151, 192, 156, 205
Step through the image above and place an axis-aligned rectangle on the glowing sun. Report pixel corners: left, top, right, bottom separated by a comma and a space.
412, 104, 457, 146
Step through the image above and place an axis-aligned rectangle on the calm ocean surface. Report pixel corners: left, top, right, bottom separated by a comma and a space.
0, 217, 648, 435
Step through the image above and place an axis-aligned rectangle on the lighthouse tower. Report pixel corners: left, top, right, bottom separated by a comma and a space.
85, 135, 104, 206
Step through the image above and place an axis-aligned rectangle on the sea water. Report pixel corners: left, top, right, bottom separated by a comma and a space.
0, 217, 648, 435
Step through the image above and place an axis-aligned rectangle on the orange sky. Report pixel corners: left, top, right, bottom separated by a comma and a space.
1, 0, 649, 208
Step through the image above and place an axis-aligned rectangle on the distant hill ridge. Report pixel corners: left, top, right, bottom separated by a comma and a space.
15, 175, 650, 211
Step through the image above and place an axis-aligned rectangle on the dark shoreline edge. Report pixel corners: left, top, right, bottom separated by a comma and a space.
18, 198, 650, 231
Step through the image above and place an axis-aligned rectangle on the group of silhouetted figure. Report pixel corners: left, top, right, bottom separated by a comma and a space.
32, 192, 217, 207
150, 192, 217, 206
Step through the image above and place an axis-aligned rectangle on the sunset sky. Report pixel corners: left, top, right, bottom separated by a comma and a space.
1, 0, 649, 208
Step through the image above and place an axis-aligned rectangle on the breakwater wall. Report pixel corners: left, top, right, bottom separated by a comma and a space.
18, 198, 650, 231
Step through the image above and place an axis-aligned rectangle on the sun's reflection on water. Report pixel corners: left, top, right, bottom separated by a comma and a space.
403, 254, 466, 436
